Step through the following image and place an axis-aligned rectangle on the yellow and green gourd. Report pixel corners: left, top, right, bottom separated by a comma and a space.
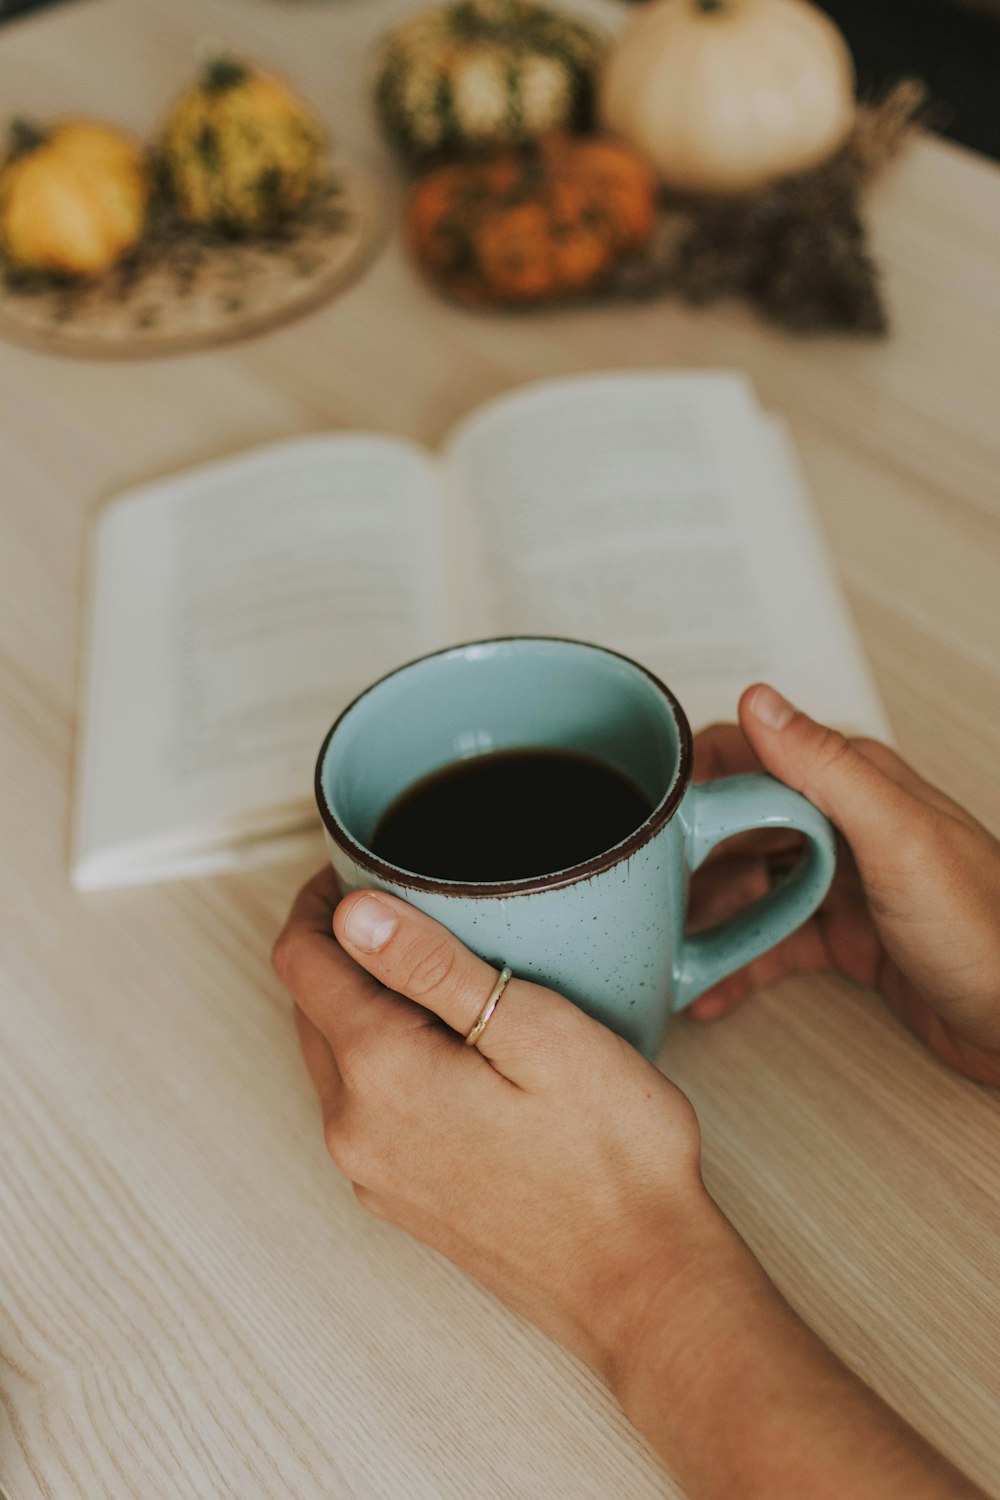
159, 57, 326, 232
374, 0, 605, 163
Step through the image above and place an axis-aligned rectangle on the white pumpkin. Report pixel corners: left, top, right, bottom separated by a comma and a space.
601, 0, 855, 194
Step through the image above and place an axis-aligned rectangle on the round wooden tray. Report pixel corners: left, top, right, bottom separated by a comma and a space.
0, 164, 382, 358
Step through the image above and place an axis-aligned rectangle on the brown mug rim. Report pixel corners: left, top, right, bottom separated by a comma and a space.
313, 636, 694, 899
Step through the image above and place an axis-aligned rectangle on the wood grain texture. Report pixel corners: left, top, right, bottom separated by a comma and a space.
1, 2, 999, 1496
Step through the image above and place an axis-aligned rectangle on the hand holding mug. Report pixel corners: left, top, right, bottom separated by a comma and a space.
273, 818, 988, 1500
275, 676, 997, 1499
690, 686, 1000, 1085
272, 868, 716, 1379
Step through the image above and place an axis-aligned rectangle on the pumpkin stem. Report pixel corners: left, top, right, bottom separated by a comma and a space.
450, 0, 522, 40
695, 0, 728, 11
201, 56, 250, 94
6, 117, 48, 158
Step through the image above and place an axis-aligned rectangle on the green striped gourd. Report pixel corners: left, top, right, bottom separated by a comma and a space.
374, 0, 606, 164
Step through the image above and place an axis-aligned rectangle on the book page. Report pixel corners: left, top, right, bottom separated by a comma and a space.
74, 436, 448, 888
445, 373, 890, 739
760, 417, 891, 740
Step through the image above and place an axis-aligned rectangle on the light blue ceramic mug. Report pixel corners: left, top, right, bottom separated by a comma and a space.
315, 638, 836, 1059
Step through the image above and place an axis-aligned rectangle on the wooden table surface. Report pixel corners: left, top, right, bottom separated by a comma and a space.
2, 2, 999, 1496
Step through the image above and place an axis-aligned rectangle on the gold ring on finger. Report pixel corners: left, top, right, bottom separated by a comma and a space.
464, 966, 512, 1049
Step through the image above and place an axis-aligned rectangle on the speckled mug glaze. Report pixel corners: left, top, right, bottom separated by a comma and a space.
316, 639, 836, 1059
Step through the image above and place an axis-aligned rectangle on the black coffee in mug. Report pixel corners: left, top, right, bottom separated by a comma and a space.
369, 747, 654, 883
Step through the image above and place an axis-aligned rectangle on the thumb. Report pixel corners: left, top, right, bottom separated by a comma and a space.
333, 888, 585, 1081
737, 684, 917, 869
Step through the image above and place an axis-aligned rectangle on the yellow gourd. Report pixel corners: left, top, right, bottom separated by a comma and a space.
0, 119, 150, 277
159, 57, 325, 231
601, 0, 855, 194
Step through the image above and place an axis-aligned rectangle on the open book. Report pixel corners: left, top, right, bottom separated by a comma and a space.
73, 371, 890, 890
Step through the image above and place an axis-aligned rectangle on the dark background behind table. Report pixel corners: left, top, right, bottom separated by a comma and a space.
814, 0, 1000, 160
2, 0, 998, 160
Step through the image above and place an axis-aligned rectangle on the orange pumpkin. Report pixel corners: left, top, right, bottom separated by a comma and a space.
407, 133, 657, 305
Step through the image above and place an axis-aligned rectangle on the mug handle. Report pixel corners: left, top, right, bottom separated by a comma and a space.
673, 773, 838, 1013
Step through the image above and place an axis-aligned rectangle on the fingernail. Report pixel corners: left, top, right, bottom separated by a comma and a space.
750, 684, 795, 732
689, 995, 727, 1022
344, 894, 398, 952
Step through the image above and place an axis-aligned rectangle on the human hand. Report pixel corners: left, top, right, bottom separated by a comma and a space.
274, 863, 990, 1500
689, 685, 1000, 1085
272, 868, 728, 1383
